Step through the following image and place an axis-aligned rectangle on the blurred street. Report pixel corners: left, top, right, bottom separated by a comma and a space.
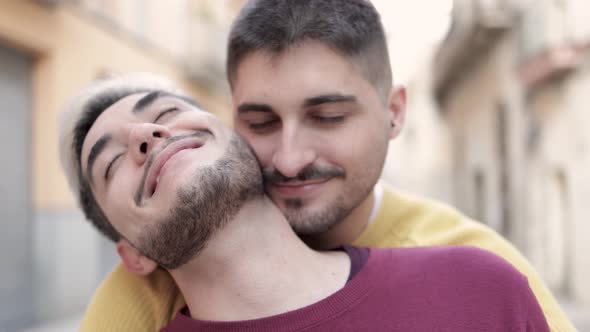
560, 298, 590, 331
18, 314, 81, 332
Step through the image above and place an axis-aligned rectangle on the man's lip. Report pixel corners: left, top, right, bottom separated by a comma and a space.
144, 138, 204, 199
272, 179, 329, 187
269, 178, 331, 197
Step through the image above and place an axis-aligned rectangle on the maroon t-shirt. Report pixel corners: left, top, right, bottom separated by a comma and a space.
162, 246, 549, 332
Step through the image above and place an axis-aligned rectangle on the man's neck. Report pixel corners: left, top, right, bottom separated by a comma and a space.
302, 189, 377, 250
169, 197, 351, 322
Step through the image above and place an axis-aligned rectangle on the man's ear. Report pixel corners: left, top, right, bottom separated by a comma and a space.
116, 239, 158, 276
386, 85, 407, 140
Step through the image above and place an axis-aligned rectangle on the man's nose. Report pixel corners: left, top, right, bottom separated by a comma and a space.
128, 123, 171, 165
271, 130, 317, 178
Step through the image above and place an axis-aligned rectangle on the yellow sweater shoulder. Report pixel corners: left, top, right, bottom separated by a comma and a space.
80, 264, 183, 332
354, 186, 497, 248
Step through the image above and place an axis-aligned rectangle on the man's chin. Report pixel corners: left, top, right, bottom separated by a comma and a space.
283, 203, 343, 235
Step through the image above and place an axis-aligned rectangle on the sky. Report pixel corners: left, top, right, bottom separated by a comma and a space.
372, 0, 453, 84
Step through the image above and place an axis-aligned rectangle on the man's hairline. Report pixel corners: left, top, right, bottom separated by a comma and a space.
228, 42, 392, 103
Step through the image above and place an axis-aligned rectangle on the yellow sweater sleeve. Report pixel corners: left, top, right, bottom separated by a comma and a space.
79, 265, 183, 332
353, 186, 576, 332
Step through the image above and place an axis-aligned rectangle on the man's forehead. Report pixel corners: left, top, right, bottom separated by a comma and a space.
87, 90, 202, 130
233, 49, 365, 97
81, 90, 203, 159
89, 92, 147, 128
131, 90, 203, 113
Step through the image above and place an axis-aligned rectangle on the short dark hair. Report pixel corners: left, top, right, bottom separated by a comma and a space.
227, 0, 392, 100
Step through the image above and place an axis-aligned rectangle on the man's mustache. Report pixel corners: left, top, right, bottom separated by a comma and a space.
262, 164, 345, 184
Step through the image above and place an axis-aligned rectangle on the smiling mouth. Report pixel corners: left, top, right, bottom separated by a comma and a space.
269, 178, 332, 197
134, 132, 210, 206
272, 179, 330, 187
146, 141, 203, 197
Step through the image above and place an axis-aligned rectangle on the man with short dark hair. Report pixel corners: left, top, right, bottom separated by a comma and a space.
60, 73, 549, 331
71, 1, 574, 331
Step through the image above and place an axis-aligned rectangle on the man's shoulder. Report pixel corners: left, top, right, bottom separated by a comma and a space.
359, 186, 542, 276
373, 245, 522, 275
371, 245, 528, 293
80, 264, 184, 332
379, 185, 464, 221
356, 185, 484, 247
365, 246, 549, 331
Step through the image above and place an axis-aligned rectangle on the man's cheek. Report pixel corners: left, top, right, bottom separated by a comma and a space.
248, 143, 273, 166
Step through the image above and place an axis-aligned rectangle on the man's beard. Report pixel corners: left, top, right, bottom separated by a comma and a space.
282, 196, 351, 235
277, 185, 370, 236
263, 164, 374, 236
137, 134, 264, 270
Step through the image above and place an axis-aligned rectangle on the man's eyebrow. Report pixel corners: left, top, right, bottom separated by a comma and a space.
86, 134, 112, 186
133, 91, 161, 113
132, 91, 202, 114
303, 94, 357, 108
237, 103, 274, 114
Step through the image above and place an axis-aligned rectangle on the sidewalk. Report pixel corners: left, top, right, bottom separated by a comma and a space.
560, 298, 590, 331
19, 314, 82, 332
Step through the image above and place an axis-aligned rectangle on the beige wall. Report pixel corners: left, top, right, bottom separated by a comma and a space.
0, 0, 231, 211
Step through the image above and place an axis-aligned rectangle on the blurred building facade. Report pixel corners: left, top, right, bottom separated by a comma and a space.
381, 64, 454, 203
433, 0, 590, 308
0, 0, 235, 330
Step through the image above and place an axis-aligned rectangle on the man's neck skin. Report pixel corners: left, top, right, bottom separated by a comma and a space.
169, 197, 351, 322
302, 190, 376, 250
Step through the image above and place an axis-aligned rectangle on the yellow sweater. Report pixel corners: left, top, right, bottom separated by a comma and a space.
79, 187, 575, 332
